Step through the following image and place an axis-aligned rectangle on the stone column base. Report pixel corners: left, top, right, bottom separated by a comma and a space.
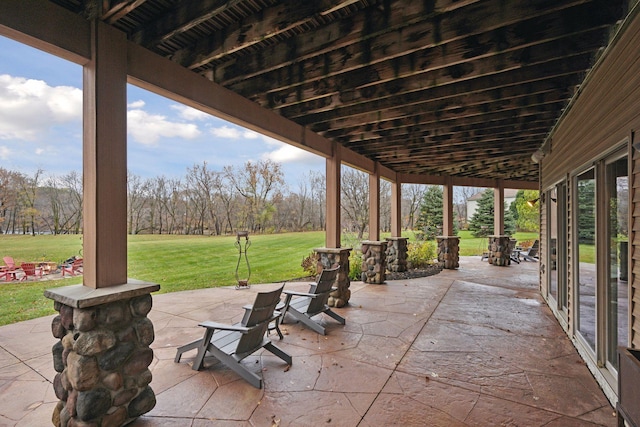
488, 235, 512, 266
437, 236, 460, 269
44, 280, 160, 427
385, 237, 408, 272
361, 240, 388, 284
314, 247, 352, 307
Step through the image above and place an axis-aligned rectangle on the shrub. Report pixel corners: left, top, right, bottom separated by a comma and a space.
300, 252, 317, 277
407, 240, 437, 269
348, 248, 362, 281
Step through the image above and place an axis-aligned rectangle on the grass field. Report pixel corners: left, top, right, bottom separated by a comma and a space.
0, 230, 539, 325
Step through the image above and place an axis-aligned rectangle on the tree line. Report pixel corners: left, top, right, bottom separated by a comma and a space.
0, 161, 437, 237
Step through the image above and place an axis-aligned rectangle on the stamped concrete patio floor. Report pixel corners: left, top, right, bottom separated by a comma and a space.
0, 257, 617, 426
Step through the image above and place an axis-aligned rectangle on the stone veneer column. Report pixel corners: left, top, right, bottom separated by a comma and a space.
488, 235, 512, 266
360, 240, 387, 284
385, 237, 408, 272
45, 281, 160, 427
314, 247, 352, 307
437, 236, 460, 269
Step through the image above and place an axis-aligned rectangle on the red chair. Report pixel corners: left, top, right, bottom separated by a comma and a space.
19, 263, 43, 281
1, 257, 19, 281
62, 258, 83, 276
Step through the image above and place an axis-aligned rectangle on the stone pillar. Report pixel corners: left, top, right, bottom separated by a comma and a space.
385, 237, 408, 273
45, 281, 160, 427
488, 235, 512, 266
437, 236, 460, 269
314, 247, 352, 308
361, 240, 387, 284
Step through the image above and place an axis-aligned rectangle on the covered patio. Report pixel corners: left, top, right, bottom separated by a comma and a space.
0, 258, 615, 426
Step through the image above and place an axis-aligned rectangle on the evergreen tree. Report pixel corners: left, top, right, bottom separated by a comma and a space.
415, 186, 457, 240
468, 189, 516, 237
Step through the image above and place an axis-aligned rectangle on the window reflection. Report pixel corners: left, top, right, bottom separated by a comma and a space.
576, 168, 596, 351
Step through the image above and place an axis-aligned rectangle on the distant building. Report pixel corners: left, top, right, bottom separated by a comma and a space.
466, 188, 519, 222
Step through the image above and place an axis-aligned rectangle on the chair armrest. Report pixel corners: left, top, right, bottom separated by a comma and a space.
283, 290, 319, 298
198, 321, 250, 333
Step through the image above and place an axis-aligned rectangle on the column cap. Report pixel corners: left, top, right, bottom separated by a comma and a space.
44, 280, 160, 308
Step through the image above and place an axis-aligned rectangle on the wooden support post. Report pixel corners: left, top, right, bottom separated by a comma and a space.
494, 182, 505, 236
443, 177, 454, 236
391, 180, 402, 237
369, 164, 380, 241
326, 142, 341, 248
83, 21, 128, 288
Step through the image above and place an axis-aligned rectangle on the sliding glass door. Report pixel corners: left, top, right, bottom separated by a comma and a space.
576, 168, 596, 352
572, 147, 629, 387
605, 154, 629, 371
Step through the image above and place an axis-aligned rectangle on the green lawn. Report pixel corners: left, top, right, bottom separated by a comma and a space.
0, 232, 325, 326
456, 230, 540, 256
0, 230, 539, 326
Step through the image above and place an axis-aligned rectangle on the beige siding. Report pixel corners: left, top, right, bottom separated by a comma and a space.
566, 176, 574, 335
540, 194, 548, 296
541, 10, 640, 346
541, 14, 640, 188
632, 148, 640, 347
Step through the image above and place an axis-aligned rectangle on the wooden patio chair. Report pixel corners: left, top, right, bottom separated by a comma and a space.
521, 240, 540, 262
279, 265, 345, 335
1, 257, 19, 281
61, 258, 83, 276
19, 262, 43, 281
174, 284, 291, 388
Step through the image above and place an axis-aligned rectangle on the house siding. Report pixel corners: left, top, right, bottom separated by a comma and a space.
540, 6, 640, 401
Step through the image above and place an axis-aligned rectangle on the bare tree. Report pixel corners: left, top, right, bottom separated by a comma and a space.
0, 168, 23, 234
41, 172, 83, 234
224, 159, 285, 233
19, 169, 44, 235
341, 167, 369, 239
380, 179, 391, 232
309, 170, 325, 231
455, 186, 481, 229
402, 184, 427, 230
127, 172, 150, 234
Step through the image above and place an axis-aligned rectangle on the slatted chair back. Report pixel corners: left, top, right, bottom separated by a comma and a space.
528, 240, 540, 257
235, 284, 284, 356
20, 263, 41, 281
3, 257, 15, 269
306, 266, 340, 316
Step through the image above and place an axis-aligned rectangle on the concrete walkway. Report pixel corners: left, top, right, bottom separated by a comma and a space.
0, 257, 617, 426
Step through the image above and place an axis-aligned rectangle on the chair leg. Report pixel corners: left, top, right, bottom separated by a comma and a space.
268, 317, 284, 340
291, 311, 326, 335
325, 309, 346, 325
264, 342, 292, 365
208, 346, 263, 388
174, 339, 202, 363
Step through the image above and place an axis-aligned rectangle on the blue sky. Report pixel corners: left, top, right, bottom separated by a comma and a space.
0, 35, 325, 188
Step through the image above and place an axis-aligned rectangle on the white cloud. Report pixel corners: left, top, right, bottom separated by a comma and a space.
262, 138, 318, 164
128, 100, 145, 109
0, 74, 81, 141
210, 125, 242, 139
210, 124, 265, 140
127, 108, 201, 145
171, 104, 210, 121
0, 145, 10, 159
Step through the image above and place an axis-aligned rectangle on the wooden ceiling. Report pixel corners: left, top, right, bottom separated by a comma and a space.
51, 0, 629, 183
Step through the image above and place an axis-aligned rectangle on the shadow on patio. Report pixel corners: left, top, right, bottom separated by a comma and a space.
0, 257, 616, 426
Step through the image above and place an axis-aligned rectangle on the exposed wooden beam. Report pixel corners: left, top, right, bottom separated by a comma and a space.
234, 18, 608, 111
130, 0, 247, 47
282, 51, 594, 123
213, 0, 593, 85
103, 0, 149, 24
0, 0, 91, 64
179, 0, 374, 70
